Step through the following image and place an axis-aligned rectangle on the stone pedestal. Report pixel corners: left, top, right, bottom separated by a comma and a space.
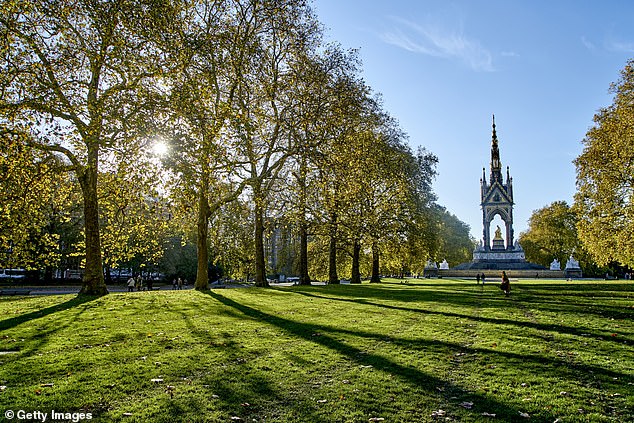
564, 255, 582, 278
492, 239, 505, 250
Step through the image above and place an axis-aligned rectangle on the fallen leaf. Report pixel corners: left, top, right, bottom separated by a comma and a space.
342, 380, 351, 384
240, 403, 250, 407
460, 401, 473, 409
560, 391, 569, 396
40, 383, 54, 387
150, 378, 163, 383
122, 413, 133, 417
519, 412, 530, 418
0, 386, 6, 391
317, 399, 327, 404
431, 409, 446, 417
481, 412, 496, 417
369, 418, 385, 422
230, 417, 242, 421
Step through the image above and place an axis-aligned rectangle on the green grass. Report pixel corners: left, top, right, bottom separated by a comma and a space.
0, 279, 632, 422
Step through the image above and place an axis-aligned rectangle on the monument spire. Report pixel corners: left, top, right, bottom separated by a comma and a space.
490, 114, 502, 182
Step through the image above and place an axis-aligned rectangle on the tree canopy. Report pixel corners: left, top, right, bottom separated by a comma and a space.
574, 59, 634, 268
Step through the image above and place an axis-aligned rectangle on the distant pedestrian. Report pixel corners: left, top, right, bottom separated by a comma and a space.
127, 277, 135, 292
172, 278, 177, 290
500, 271, 510, 296
476, 273, 481, 284
177, 277, 183, 290
136, 275, 144, 291
481, 273, 486, 285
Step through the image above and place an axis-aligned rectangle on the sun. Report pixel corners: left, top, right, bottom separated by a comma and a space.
152, 140, 169, 156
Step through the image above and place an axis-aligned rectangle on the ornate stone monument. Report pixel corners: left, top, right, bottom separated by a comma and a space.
564, 255, 583, 278
550, 258, 561, 271
453, 116, 546, 272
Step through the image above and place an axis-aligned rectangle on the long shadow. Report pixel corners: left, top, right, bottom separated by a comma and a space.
256, 290, 631, 384
289, 289, 633, 345
0, 295, 98, 332
205, 290, 558, 422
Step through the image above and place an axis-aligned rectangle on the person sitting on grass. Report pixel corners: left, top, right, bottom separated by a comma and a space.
500, 271, 511, 296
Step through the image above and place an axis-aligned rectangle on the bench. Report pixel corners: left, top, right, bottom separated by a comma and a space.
0, 289, 31, 296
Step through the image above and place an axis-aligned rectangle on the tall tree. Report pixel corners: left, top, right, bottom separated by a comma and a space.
0, 0, 177, 294
232, 0, 320, 287
282, 45, 358, 285
163, 0, 253, 291
314, 71, 371, 284
519, 201, 582, 267
574, 60, 634, 268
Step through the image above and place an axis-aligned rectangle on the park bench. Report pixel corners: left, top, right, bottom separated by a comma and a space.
0, 289, 31, 296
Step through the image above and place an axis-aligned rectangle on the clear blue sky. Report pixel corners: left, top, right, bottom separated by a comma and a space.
313, 0, 634, 241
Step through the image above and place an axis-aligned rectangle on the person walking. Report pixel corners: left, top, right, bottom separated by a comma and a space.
476, 273, 481, 285
500, 271, 511, 296
127, 276, 135, 292
136, 274, 144, 291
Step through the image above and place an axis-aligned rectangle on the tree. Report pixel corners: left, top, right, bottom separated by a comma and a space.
283, 49, 338, 285
162, 0, 254, 291
519, 201, 582, 267
0, 0, 178, 295
0, 128, 67, 269
434, 206, 475, 267
232, 0, 320, 287
98, 151, 171, 280
574, 59, 634, 268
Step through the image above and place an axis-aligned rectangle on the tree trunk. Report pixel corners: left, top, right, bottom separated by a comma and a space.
296, 158, 311, 285
78, 152, 108, 296
328, 212, 339, 284
370, 240, 381, 283
195, 179, 210, 291
104, 266, 113, 285
350, 239, 362, 284
298, 221, 311, 285
254, 196, 268, 287
44, 266, 53, 284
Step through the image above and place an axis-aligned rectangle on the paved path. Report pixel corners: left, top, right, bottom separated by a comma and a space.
1, 280, 331, 296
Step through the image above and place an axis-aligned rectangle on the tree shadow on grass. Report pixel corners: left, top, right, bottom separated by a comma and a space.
289, 288, 633, 346
204, 290, 558, 422
0, 295, 98, 332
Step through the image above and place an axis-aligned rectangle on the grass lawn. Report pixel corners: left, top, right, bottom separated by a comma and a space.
0, 279, 632, 422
